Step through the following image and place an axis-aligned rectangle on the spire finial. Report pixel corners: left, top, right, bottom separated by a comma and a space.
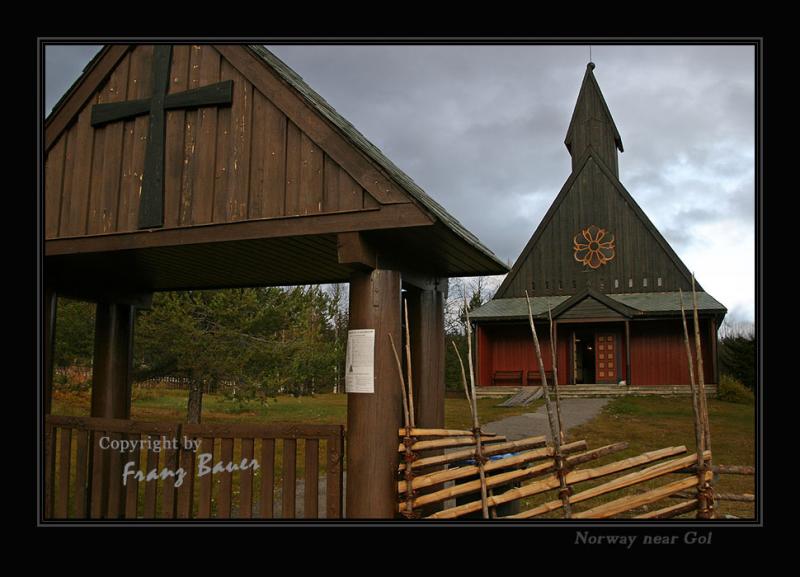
587, 62, 595, 71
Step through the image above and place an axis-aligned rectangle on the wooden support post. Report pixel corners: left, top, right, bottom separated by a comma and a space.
91, 302, 135, 419
346, 269, 403, 518
406, 282, 446, 430
44, 288, 57, 415
625, 320, 631, 387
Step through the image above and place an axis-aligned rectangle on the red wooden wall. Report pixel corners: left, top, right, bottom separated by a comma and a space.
477, 323, 570, 387
477, 319, 714, 387
628, 320, 713, 386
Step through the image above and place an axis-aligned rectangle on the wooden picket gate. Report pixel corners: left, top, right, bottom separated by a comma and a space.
44, 416, 344, 520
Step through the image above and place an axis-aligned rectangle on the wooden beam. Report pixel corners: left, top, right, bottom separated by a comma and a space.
337, 232, 376, 270
91, 302, 134, 419
406, 285, 446, 430
346, 269, 403, 518
45, 203, 433, 257
45, 45, 131, 152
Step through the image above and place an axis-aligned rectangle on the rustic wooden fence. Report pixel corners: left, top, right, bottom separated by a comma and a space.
44, 416, 344, 520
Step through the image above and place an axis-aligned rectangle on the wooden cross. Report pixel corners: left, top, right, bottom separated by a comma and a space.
91, 45, 233, 229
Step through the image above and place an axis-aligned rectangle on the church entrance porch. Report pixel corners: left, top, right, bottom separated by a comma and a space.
570, 328, 624, 385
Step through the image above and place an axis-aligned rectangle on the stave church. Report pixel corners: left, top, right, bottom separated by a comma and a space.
471, 63, 727, 390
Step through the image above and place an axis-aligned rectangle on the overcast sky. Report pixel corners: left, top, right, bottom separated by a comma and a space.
44, 43, 756, 324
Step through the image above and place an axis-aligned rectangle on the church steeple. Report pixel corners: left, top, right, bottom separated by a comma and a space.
564, 62, 624, 177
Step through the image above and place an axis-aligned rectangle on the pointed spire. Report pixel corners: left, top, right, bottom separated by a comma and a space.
564, 62, 624, 177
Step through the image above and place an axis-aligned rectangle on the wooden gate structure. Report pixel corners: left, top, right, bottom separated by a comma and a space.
41, 44, 508, 519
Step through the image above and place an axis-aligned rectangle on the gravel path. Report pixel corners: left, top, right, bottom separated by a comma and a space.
482, 398, 610, 441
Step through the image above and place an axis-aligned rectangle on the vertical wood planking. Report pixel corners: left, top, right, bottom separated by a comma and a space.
225, 62, 252, 222
106, 432, 123, 518
176, 439, 196, 519
239, 438, 254, 518
217, 438, 234, 518
142, 440, 159, 517
160, 444, 178, 518
304, 438, 319, 518
339, 166, 365, 211
259, 438, 275, 518
44, 137, 67, 238
197, 437, 214, 518
363, 189, 379, 209
326, 430, 344, 519
87, 54, 129, 235
163, 44, 190, 229
250, 91, 287, 218
322, 156, 339, 212
124, 438, 140, 519
299, 133, 324, 215
118, 45, 154, 232
44, 422, 56, 518
191, 46, 221, 225
73, 429, 89, 518
180, 45, 203, 226
90, 431, 108, 519
55, 428, 71, 518
212, 59, 234, 223
59, 102, 95, 236
285, 121, 302, 216
282, 438, 297, 518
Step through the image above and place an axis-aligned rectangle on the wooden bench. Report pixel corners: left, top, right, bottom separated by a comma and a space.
492, 370, 523, 386
526, 370, 554, 385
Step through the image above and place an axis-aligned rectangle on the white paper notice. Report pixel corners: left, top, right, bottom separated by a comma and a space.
345, 329, 375, 393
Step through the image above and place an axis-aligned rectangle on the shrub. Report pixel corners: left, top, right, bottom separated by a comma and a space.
717, 374, 754, 404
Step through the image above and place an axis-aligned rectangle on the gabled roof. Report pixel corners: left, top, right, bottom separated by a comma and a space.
495, 145, 701, 298
470, 291, 726, 322
550, 287, 639, 319
44, 45, 508, 276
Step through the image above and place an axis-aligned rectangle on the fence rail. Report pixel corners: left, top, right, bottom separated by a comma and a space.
44, 415, 344, 520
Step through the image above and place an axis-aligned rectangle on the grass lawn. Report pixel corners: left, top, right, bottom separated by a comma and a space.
52, 388, 538, 429
552, 397, 756, 520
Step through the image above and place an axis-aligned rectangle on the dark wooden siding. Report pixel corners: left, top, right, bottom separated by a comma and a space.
557, 297, 624, 320
44, 45, 381, 240
567, 83, 619, 176
500, 156, 693, 298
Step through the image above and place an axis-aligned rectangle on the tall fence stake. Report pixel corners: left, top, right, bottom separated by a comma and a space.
526, 291, 572, 517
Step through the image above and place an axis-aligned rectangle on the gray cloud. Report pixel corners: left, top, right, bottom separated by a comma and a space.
43, 43, 756, 321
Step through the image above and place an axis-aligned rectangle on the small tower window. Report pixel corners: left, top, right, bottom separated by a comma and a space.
643, 278, 648, 287
558, 280, 563, 290
628, 278, 633, 288
614, 279, 619, 289
545, 281, 549, 289
657, 277, 663, 287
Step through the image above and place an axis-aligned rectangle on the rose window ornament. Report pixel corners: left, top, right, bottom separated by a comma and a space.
573, 225, 616, 269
